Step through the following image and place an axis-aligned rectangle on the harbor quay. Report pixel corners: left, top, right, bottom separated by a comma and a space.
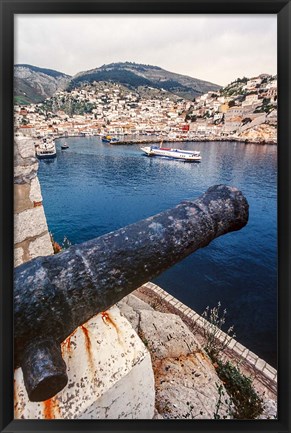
32, 132, 277, 147
104, 136, 277, 146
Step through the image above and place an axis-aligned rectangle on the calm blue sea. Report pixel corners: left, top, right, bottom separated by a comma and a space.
38, 137, 277, 367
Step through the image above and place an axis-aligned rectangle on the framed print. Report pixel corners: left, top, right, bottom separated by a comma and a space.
0, 1, 290, 432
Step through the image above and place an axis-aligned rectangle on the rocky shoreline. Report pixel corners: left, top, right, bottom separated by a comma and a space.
117, 283, 277, 420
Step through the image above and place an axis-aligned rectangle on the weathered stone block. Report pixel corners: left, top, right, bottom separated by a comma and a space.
117, 295, 154, 333
28, 233, 53, 260
139, 310, 199, 359
14, 247, 24, 267
154, 352, 230, 419
15, 136, 36, 159
14, 184, 33, 213
14, 306, 155, 419
78, 358, 154, 419
14, 207, 48, 244
29, 177, 43, 203
14, 137, 38, 184
14, 161, 39, 184
138, 309, 230, 419
255, 358, 267, 371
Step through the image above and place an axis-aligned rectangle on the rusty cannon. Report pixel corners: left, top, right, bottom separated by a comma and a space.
14, 184, 249, 402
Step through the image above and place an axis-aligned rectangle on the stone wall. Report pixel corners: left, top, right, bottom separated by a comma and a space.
239, 114, 267, 133
14, 136, 54, 266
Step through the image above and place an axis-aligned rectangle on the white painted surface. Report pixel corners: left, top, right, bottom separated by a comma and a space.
14, 306, 155, 419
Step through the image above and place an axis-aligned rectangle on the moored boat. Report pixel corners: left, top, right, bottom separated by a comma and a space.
140, 145, 201, 162
36, 141, 57, 159
61, 142, 69, 149
101, 135, 112, 143
102, 135, 120, 144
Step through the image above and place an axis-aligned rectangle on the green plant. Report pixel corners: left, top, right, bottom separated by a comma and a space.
213, 382, 234, 419
201, 302, 235, 360
215, 360, 264, 419
200, 302, 263, 420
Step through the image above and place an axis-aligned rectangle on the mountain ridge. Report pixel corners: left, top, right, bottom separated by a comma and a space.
69, 61, 221, 100
16, 64, 71, 79
14, 64, 71, 104
14, 62, 221, 104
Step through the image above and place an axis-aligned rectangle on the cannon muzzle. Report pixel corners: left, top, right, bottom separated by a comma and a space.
14, 184, 249, 401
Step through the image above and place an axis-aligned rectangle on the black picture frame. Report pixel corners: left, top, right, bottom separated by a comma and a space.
0, 1, 290, 432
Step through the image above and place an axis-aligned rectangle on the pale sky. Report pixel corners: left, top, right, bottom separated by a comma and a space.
14, 14, 277, 86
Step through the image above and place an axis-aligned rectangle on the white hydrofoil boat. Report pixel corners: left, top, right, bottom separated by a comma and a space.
140, 145, 201, 162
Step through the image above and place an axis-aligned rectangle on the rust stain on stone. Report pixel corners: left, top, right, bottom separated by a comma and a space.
81, 325, 91, 351
43, 397, 60, 419
81, 324, 94, 368
62, 335, 72, 352
61, 328, 77, 355
13, 380, 21, 419
101, 311, 115, 327
101, 311, 123, 345
43, 399, 54, 419
33, 200, 43, 207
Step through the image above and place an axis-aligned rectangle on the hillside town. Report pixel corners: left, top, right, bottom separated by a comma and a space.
14, 73, 277, 144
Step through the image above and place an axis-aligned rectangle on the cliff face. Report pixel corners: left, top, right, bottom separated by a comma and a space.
14, 65, 71, 104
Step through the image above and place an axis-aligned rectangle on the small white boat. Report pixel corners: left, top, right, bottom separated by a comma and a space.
61, 142, 69, 149
140, 145, 201, 162
36, 141, 57, 159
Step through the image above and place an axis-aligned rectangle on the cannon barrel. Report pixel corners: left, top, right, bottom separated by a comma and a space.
14, 184, 249, 401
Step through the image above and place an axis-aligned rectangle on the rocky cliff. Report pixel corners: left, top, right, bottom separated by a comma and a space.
14, 64, 71, 104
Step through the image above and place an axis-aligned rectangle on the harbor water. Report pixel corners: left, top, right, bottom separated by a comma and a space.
37, 137, 277, 367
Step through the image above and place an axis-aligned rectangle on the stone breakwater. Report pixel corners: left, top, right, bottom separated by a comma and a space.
51, 133, 276, 146
105, 137, 277, 146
